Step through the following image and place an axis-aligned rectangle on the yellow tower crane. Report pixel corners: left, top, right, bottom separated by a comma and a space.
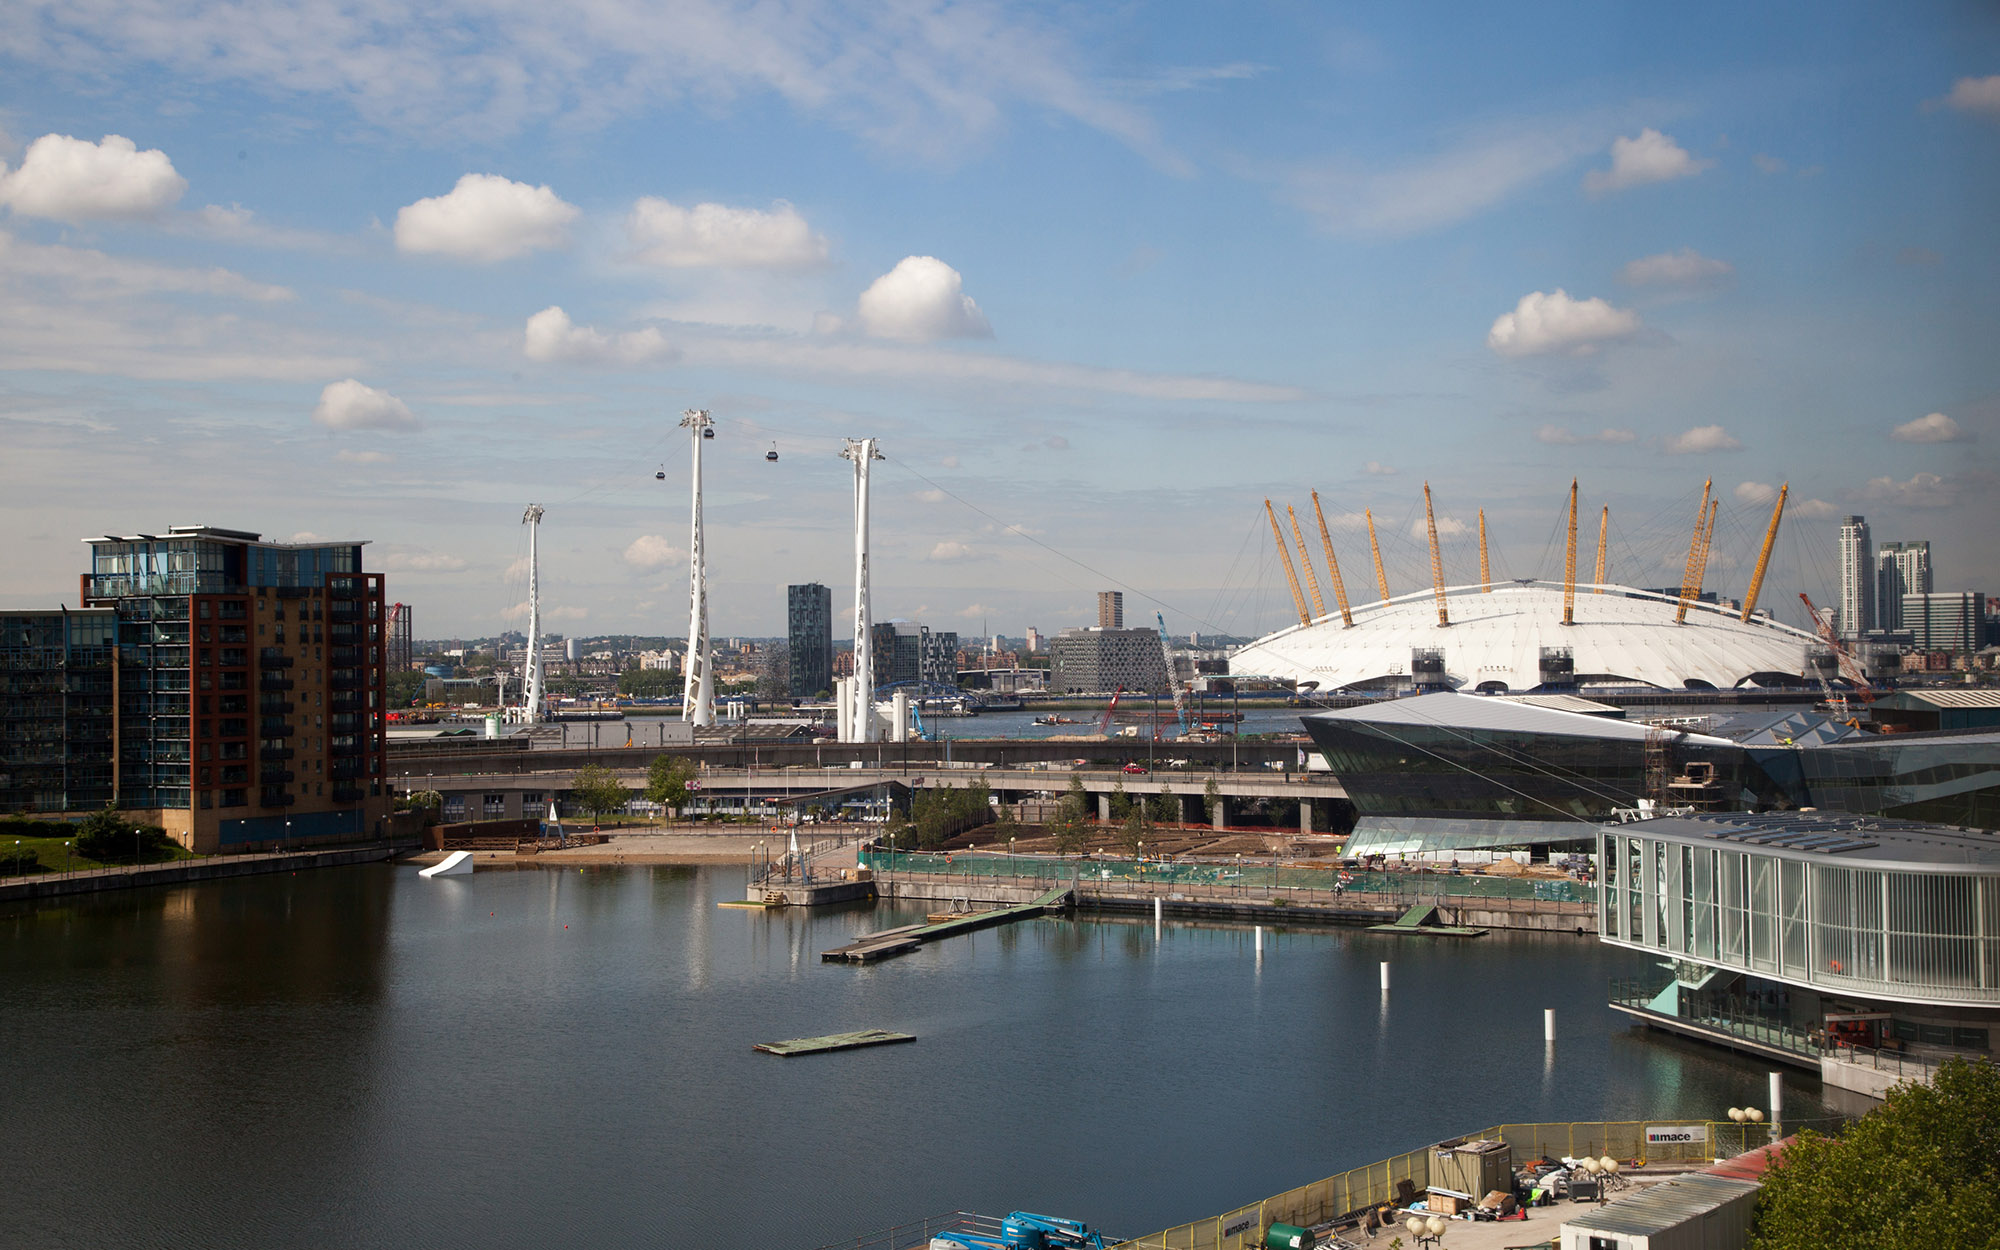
1422, 482, 1450, 627
1740, 483, 1789, 622
1593, 505, 1609, 593
1287, 505, 1327, 619
1265, 499, 1311, 628
1310, 492, 1355, 627
1477, 509, 1491, 592
1562, 479, 1579, 626
1365, 508, 1391, 602
1675, 479, 1714, 625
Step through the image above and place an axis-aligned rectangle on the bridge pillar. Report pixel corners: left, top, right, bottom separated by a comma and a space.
1098, 793, 1112, 823
1212, 797, 1229, 831
1299, 799, 1314, 834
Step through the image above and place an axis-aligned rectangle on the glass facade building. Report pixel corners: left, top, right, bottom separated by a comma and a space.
0, 526, 394, 851
786, 583, 832, 699
1305, 693, 2000, 858
0, 608, 115, 813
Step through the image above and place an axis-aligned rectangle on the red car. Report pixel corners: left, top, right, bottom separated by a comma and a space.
1121, 763, 1149, 774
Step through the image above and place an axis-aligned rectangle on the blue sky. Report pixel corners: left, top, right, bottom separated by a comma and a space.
1, 1, 1994, 640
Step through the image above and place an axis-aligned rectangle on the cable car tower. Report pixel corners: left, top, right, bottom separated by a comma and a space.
512, 504, 544, 724
841, 437, 884, 742
680, 409, 716, 727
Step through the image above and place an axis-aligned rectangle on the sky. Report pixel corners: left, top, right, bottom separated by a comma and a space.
1, 1, 1996, 642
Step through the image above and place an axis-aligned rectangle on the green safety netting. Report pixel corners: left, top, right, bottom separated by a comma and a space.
859, 849, 1593, 903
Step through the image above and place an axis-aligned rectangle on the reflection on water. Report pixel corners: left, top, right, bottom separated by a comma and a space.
1, 865, 1831, 1249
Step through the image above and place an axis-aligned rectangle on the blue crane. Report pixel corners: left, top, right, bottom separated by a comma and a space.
933, 1212, 1111, 1250
1155, 612, 1189, 737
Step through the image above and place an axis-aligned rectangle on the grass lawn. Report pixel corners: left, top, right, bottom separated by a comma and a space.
0, 833, 199, 877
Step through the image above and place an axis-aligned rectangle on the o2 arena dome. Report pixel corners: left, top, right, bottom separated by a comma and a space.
1230, 579, 1816, 694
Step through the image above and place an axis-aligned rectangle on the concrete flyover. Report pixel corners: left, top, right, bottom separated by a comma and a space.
394, 764, 1351, 834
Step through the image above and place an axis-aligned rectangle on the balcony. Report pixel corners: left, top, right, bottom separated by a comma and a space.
330, 761, 362, 780
259, 718, 294, 737
260, 769, 294, 784
330, 646, 361, 665
259, 675, 294, 691
258, 649, 294, 668
329, 673, 363, 692
329, 601, 361, 620
258, 700, 295, 715
259, 790, 296, 808
332, 786, 366, 803
258, 746, 295, 762
330, 695, 360, 712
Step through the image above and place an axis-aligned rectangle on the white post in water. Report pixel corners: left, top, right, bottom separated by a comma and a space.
679, 409, 715, 728
1380, 960, 1391, 990
520, 504, 544, 723
1769, 1072, 1783, 1125
841, 437, 884, 742
1255, 925, 1264, 953
1154, 896, 1162, 929
1545, 1008, 1556, 1042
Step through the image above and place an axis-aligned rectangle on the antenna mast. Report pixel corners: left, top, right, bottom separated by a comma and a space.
680, 409, 715, 726
1477, 509, 1490, 592
842, 438, 886, 741
1288, 505, 1326, 619
1741, 484, 1788, 622
1675, 479, 1714, 625
1562, 480, 1578, 627
1422, 482, 1448, 627
521, 504, 544, 722
1309, 492, 1354, 627
1264, 500, 1311, 628
1594, 506, 1609, 593
1365, 509, 1391, 602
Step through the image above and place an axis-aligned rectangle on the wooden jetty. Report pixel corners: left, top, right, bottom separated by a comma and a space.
821, 884, 1073, 963
754, 1028, 916, 1057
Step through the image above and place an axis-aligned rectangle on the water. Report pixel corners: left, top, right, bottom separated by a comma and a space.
2, 865, 1831, 1249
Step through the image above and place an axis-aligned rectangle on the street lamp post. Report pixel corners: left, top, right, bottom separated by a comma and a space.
284, 818, 291, 855
1009, 835, 1016, 879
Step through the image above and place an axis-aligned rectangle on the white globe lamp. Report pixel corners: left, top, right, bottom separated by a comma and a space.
1426, 1215, 1447, 1237
1601, 1157, 1620, 1175
1746, 1107, 1765, 1123
1406, 1216, 1425, 1235
1728, 1107, 1745, 1122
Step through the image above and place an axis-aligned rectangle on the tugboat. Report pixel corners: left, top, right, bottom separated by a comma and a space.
1033, 714, 1079, 726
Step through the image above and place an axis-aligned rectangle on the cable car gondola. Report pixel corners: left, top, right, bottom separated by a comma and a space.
654, 465, 666, 480
765, 442, 779, 462
702, 426, 715, 440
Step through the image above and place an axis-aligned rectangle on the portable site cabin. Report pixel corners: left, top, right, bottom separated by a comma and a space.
1558, 1172, 1759, 1250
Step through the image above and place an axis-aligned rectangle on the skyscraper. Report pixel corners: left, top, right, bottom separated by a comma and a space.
786, 583, 833, 698
1875, 541, 1933, 633
1096, 591, 1124, 629
1838, 516, 1874, 639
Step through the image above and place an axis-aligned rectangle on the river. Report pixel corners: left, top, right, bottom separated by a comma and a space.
2, 864, 1832, 1249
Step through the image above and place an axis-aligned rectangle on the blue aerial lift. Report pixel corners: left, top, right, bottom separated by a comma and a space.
931, 1212, 1111, 1250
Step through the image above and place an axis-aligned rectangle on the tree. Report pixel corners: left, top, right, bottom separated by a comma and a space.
569, 764, 632, 827
991, 805, 1021, 844
386, 668, 425, 707
1052, 776, 1092, 857
74, 803, 175, 864
1107, 778, 1133, 820
1117, 807, 1149, 860
1148, 790, 1179, 826
619, 668, 679, 697
645, 755, 695, 816
1203, 777, 1222, 825
1749, 1056, 2000, 1250
401, 789, 443, 827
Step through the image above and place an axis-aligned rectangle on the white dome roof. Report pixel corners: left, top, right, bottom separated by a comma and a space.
1230, 581, 1816, 693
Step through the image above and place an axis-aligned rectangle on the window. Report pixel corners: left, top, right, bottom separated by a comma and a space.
484, 793, 506, 818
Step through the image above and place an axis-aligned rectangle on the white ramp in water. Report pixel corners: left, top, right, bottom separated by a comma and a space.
420, 850, 474, 877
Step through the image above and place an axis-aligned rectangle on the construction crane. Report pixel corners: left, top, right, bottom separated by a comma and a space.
1287, 505, 1326, 619
1740, 484, 1788, 622
1099, 685, 1126, 737
1309, 491, 1355, 627
933, 1212, 1111, 1250
1421, 482, 1448, 627
1799, 593, 1876, 703
1675, 479, 1714, 625
1156, 613, 1189, 737
1264, 499, 1311, 627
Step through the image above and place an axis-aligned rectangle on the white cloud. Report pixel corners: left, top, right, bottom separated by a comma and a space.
1412, 516, 1469, 540
0, 231, 292, 302
182, 203, 342, 250
1734, 481, 1779, 505
1945, 75, 2000, 120
311, 379, 419, 431
1584, 129, 1712, 194
626, 198, 827, 269
394, 173, 578, 261
1619, 248, 1734, 288
1537, 425, 1636, 445
1487, 289, 1641, 357
1284, 123, 1600, 236
1863, 472, 1957, 508
956, 603, 993, 619
1793, 498, 1837, 519
1751, 153, 1788, 175
856, 256, 992, 342
1891, 412, 1967, 443
623, 534, 686, 568
1364, 461, 1396, 475
0, 133, 185, 220
916, 489, 946, 503
1044, 435, 1070, 450
523, 307, 676, 365
1666, 425, 1744, 455
7, 2, 1176, 167
940, 455, 961, 469
378, 551, 467, 572
504, 601, 589, 622
928, 540, 981, 562
336, 449, 393, 464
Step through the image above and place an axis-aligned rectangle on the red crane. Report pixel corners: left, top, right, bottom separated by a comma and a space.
1098, 685, 1125, 736
1798, 593, 1876, 702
